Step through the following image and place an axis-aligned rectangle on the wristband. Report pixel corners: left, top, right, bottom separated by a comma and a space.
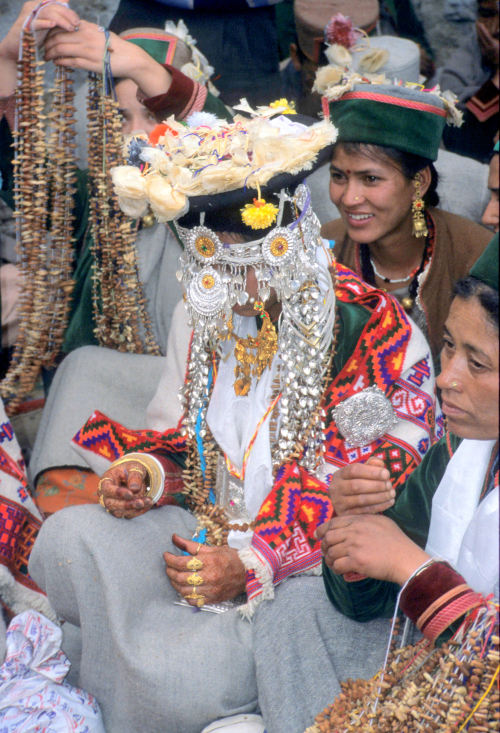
108, 453, 164, 503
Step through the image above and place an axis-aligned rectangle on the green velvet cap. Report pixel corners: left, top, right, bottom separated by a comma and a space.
469, 234, 499, 292
328, 83, 448, 160
120, 27, 192, 69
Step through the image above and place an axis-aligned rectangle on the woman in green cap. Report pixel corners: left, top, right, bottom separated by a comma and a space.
318, 77, 491, 366
253, 235, 498, 732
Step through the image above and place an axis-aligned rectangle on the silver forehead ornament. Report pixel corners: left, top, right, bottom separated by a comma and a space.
332, 385, 398, 447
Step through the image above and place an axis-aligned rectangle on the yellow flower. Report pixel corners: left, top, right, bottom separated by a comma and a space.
269, 98, 296, 115
241, 198, 279, 230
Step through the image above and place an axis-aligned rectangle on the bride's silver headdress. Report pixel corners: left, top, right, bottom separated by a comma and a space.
177, 183, 336, 471
112, 103, 338, 470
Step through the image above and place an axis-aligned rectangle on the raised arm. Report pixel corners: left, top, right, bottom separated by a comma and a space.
43, 20, 172, 100
0, 1, 79, 98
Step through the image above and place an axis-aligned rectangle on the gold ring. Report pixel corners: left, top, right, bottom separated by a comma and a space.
187, 572, 203, 587
128, 468, 145, 479
98, 493, 106, 508
97, 477, 111, 495
186, 557, 203, 571
185, 592, 205, 607
450, 381, 458, 388
193, 542, 202, 555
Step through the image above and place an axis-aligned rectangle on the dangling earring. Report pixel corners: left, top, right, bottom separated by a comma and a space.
412, 175, 428, 238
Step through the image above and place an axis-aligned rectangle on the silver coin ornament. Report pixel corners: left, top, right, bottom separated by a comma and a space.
185, 226, 223, 264
332, 385, 398, 447
262, 227, 299, 269
187, 266, 228, 318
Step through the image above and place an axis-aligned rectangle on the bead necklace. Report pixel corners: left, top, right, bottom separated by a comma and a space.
1, 23, 161, 411
369, 254, 422, 284
307, 601, 500, 732
360, 231, 431, 314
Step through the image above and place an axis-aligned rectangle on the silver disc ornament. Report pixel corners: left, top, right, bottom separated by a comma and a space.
261, 226, 300, 269
185, 226, 223, 265
332, 385, 398, 447
187, 266, 228, 318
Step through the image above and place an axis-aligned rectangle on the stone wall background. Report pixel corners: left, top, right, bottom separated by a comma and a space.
1, 0, 473, 68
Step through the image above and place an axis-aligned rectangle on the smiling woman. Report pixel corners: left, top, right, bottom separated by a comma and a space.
320, 80, 492, 366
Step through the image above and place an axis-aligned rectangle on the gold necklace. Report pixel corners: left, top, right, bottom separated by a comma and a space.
229, 302, 278, 396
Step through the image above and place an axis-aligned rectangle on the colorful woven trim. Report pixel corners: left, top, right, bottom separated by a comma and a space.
336, 90, 448, 118
0, 494, 42, 591
72, 410, 187, 462
120, 31, 178, 66
323, 264, 439, 490
247, 462, 331, 600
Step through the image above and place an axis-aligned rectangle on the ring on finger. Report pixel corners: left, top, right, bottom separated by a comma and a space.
97, 477, 111, 495
186, 557, 203, 571
187, 572, 203, 587
128, 468, 146, 480
185, 592, 205, 607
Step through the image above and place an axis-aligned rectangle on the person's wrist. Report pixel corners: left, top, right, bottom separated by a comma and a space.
393, 550, 432, 586
132, 57, 172, 99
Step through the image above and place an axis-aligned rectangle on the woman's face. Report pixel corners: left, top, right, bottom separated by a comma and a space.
437, 295, 499, 440
329, 146, 417, 245
115, 78, 157, 136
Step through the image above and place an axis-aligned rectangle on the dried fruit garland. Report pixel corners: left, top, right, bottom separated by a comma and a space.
306, 601, 499, 732
1, 27, 159, 411
0, 29, 76, 411
86, 53, 159, 355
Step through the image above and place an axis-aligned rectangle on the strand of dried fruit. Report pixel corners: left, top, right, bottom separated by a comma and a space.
86, 69, 159, 355
0, 30, 74, 410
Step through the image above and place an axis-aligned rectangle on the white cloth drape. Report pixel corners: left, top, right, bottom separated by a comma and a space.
425, 439, 499, 597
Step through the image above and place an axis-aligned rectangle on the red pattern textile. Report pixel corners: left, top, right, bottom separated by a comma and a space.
72, 410, 186, 461
0, 423, 47, 614
0, 496, 41, 591
323, 264, 438, 489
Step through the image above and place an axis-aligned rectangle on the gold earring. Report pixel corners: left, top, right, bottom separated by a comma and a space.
412, 176, 428, 238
